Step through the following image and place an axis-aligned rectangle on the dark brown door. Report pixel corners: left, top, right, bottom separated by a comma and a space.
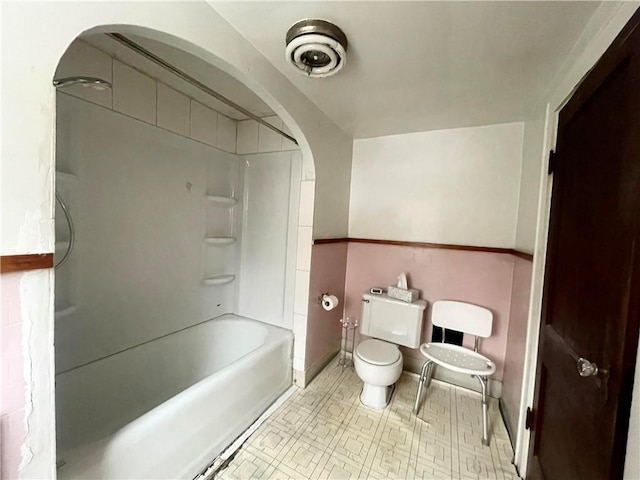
527, 10, 640, 480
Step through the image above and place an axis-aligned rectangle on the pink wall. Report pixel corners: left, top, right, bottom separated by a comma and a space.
305, 242, 348, 370
343, 242, 516, 380
1, 273, 27, 480
501, 256, 533, 432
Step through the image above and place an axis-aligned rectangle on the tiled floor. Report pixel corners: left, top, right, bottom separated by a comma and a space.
217, 359, 519, 480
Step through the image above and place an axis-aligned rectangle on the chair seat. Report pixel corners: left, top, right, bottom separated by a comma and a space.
420, 343, 496, 376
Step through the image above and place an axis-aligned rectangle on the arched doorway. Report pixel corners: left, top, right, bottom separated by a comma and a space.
51, 26, 314, 479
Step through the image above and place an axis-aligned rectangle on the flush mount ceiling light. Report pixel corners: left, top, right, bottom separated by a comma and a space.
285, 19, 348, 78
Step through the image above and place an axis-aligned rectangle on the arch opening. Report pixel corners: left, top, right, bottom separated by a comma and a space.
51, 23, 316, 479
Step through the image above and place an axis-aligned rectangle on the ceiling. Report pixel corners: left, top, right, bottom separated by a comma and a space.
212, 1, 600, 138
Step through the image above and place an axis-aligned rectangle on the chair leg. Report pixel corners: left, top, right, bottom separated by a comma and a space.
425, 362, 434, 389
473, 375, 490, 446
413, 360, 432, 415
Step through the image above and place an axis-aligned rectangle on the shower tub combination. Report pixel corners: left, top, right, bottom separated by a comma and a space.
56, 315, 292, 480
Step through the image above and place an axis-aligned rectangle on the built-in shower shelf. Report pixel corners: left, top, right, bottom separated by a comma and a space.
55, 304, 77, 319
205, 195, 237, 207
202, 274, 235, 286
204, 237, 237, 246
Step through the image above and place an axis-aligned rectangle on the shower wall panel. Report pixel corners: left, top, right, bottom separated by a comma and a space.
55, 94, 240, 373
237, 151, 302, 329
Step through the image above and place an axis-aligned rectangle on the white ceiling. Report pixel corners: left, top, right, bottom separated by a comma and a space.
212, 1, 600, 138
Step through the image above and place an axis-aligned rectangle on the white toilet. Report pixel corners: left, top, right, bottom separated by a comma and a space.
354, 292, 427, 409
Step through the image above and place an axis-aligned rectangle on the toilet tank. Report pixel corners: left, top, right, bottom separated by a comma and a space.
361, 293, 427, 348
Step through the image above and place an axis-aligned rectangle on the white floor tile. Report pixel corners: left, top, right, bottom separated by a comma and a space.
216, 359, 520, 480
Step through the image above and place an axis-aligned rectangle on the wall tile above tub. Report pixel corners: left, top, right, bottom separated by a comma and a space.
293, 356, 305, 373
190, 100, 218, 147
157, 83, 190, 136
296, 226, 313, 272
237, 118, 300, 155
217, 114, 237, 153
292, 313, 308, 360
55, 40, 113, 108
112, 61, 157, 124
237, 119, 259, 154
57, 39, 241, 157
258, 116, 283, 152
298, 181, 315, 227
294, 269, 310, 315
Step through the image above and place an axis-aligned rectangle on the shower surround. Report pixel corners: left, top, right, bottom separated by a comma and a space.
53, 39, 304, 479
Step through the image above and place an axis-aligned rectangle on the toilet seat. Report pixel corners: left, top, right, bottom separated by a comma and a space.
356, 339, 401, 366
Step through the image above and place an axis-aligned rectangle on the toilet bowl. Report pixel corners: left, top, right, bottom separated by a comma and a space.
354, 339, 403, 409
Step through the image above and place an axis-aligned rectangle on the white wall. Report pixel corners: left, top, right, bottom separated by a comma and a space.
313, 132, 352, 239
514, 118, 545, 253
350, 122, 524, 247
0, 3, 353, 476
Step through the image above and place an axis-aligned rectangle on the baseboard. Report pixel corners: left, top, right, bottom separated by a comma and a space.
294, 350, 504, 396
294, 347, 340, 388
499, 398, 517, 450
403, 355, 503, 398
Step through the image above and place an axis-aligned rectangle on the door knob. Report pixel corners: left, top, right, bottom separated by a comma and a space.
577, 358, 599, 377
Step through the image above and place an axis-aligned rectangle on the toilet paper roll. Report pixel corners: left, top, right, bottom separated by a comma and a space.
322, 294, 339, 311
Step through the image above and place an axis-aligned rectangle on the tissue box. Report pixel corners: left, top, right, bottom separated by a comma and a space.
387, 286, 419, 303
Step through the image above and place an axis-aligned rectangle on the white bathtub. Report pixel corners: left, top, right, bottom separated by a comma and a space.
56, 314, 293, 479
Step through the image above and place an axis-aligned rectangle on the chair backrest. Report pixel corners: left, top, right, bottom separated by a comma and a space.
431, 300, 493, 338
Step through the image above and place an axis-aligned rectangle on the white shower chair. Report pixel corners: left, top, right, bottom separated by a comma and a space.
412, 300, 496, 446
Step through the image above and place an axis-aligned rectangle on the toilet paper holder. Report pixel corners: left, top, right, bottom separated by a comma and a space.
318, 292, 340, 311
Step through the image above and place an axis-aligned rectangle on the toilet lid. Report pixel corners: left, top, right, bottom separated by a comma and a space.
356, 339, 401, 366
